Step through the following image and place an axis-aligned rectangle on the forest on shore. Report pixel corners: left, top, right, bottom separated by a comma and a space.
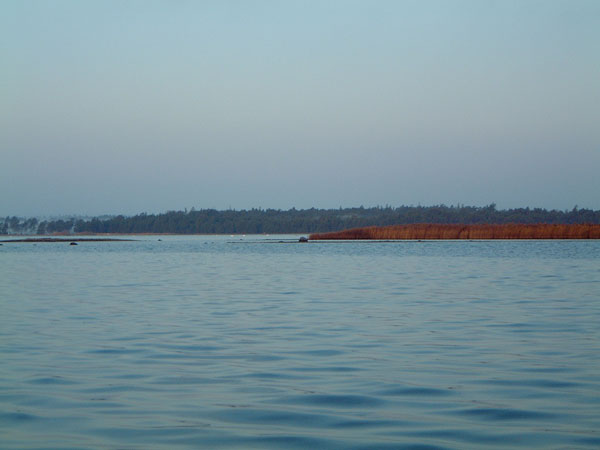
2, 204, 600, 235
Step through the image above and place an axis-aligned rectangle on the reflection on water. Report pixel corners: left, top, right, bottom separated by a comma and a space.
1, 237, 599, 448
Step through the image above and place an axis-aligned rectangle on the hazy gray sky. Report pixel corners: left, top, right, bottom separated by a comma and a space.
2, 0, 599, 216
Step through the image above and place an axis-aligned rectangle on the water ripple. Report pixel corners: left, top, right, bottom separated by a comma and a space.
454, 407, 556, 421
282, 394, 384, 408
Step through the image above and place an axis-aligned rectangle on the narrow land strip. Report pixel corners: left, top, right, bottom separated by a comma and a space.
0, 238, 136, 243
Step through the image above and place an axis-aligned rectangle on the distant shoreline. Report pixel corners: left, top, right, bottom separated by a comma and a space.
0, 232, 303, 238
0, 237, 136, 243
0, 234, 304, 243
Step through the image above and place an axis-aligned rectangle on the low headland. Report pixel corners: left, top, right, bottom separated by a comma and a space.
0, 237, 135, 243
309, 223, 600, 240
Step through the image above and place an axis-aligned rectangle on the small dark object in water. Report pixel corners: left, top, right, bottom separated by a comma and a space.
70, 242, 78, 246
158, 239, 162, 241
299, 236, 308, 243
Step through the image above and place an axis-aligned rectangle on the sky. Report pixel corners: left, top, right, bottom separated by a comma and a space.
1, 0, 599, 217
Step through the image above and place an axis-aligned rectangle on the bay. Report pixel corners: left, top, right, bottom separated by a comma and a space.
1, 236, 599, 448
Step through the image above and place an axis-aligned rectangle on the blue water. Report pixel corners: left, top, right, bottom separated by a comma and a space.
1, 236, 599, 449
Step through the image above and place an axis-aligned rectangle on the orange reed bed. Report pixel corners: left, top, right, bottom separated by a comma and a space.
309, 224, 600, 240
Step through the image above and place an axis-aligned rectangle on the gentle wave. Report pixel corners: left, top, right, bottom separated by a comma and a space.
1, 237, 599, 448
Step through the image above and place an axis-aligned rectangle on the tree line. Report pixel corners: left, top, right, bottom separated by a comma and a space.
2, 204, 599, 235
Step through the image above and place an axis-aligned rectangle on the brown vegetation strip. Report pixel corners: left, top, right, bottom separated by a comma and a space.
309, 224, 600, 240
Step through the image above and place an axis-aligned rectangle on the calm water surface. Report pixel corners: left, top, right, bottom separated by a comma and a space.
1, 236, 599, 449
